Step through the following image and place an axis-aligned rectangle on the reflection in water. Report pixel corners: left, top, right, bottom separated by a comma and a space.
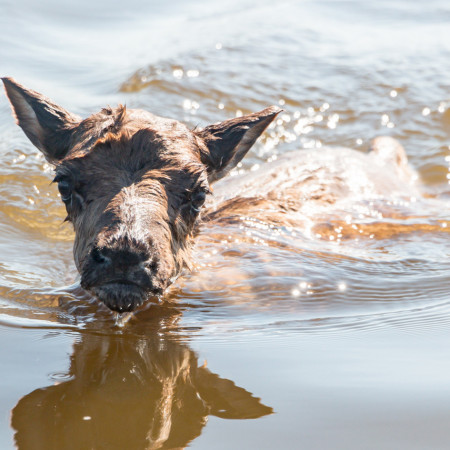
11, 313, 272, 449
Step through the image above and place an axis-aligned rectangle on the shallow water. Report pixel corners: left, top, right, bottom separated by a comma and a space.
1, 0, 450, 448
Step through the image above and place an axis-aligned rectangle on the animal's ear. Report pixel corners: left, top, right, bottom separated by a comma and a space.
196, 106, 281, 183
2, 77, 82, 163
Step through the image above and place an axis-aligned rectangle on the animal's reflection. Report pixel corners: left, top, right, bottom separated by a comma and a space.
11, 310, 272, 450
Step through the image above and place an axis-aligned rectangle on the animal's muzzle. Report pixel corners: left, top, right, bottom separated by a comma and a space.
80, 237, 162, 312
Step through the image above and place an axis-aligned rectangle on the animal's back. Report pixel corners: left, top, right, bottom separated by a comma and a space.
206, 137, 419, 232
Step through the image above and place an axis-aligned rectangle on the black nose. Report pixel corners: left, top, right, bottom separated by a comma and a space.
90, 243, 149, 271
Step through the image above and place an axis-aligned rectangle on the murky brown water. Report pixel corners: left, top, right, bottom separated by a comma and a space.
1, 0, 450, 448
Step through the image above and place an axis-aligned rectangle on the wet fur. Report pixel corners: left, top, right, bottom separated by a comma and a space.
2, 77, 280, 312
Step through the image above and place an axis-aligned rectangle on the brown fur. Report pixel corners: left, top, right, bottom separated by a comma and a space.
2, 77, 280, 312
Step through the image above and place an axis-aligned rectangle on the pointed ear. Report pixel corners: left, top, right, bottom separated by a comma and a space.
196, 106, 281, 183
2, 77, 82, 163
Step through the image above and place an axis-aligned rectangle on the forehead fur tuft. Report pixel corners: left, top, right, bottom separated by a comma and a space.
100, 104, 127, 129
95, 105, 128, 143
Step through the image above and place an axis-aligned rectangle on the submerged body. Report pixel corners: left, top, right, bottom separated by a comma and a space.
206, 136, 418, 237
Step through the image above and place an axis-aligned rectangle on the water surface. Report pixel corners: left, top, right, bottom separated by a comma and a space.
1, 0, 450, 448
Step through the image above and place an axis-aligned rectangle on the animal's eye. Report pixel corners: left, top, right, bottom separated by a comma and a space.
190, 190, 207, 212
57, 180, 72, 202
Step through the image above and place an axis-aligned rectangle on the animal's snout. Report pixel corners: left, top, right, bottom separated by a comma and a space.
89, 243, 150, 272
80, 235, 163, 313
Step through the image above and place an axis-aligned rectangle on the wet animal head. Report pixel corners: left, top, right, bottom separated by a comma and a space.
2, 77, 280, 312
